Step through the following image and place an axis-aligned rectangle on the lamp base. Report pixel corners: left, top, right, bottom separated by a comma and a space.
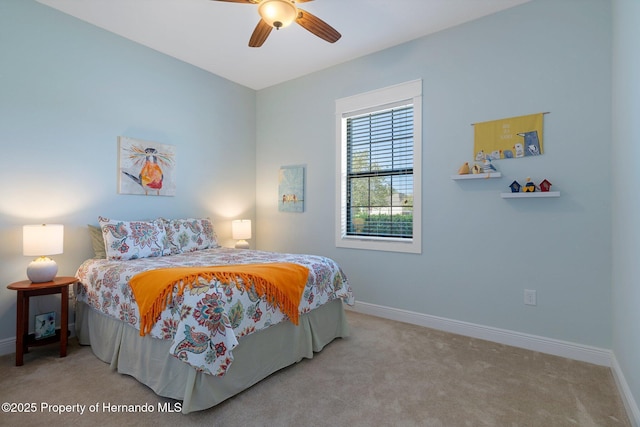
235, 240, 250, 249
27, 257, 58, 283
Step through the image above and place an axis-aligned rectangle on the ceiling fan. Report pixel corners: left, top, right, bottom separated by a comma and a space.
213, 0, 341, 47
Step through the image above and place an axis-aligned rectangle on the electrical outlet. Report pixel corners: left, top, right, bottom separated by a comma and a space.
524, 289, 537, 306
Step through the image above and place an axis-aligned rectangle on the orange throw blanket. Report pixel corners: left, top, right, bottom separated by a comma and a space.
130, 263, 310, 336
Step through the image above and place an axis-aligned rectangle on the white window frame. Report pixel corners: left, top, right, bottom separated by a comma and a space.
335, 80, 422, 254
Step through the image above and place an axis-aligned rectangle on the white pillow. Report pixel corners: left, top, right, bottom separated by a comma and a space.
98, 216, 168, 260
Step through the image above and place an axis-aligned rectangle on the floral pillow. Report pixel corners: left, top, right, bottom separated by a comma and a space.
98, 216, 168, 260
161, 217, 218, 255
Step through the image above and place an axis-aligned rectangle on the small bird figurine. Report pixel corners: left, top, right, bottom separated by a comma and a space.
523, 177, 537, 192
483, 157, 497, 173
457, 162, 470, 175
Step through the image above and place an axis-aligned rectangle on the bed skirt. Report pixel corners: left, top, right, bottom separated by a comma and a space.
75, 299, 349, 413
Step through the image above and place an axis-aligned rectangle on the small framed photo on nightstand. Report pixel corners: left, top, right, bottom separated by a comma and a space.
35, 312, 56, 339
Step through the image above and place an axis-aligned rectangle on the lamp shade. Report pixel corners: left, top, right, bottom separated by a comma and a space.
231, 220, 252, 240
23, 224, 64, 256
258, 0, 297, 29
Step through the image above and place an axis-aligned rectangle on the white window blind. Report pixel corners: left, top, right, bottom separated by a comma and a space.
345, 105, 414, 239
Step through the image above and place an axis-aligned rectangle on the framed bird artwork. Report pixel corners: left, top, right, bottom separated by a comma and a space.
118, 136, 176, 196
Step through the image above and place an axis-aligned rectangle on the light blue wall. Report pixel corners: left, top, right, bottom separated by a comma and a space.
0, 0, 256, 341
1, 0, 635, 417
612, 0, 640, 414
256, 0, 612, 348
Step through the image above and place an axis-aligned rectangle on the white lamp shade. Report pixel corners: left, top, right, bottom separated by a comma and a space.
231, 220, 252, 240
258, 0, 297, 28
23, 224, 64, 256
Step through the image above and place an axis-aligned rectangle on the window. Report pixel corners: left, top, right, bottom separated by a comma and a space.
335, 80, 422, 253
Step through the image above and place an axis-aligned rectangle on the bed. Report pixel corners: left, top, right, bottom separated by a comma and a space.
74, 217, 354, 413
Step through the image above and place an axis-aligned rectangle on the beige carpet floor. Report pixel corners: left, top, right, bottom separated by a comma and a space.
0, 311, 631, 427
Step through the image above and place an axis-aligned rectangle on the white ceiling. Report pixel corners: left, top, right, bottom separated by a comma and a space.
37, 0, 531, 90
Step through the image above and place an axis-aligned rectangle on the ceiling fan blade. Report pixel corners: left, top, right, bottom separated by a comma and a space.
211, 0, 259, 4
249, 19, 273, 47
295, 0, 315, 3
295, 8, 341, 43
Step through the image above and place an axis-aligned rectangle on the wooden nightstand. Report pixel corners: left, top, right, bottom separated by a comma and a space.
6, 276, 79, 366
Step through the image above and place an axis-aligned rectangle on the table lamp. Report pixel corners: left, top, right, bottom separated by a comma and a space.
231, 219, 251, 249
23, 224, 64, 283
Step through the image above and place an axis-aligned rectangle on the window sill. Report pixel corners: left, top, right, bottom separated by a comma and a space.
336, 236, 421, 254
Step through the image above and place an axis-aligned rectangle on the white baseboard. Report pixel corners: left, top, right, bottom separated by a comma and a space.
1, 304, 636, 426
347, 301, 640, 426
612, 356, 640, 427
0, 323, 76, 357
346, 301, 612, 366
0, 336, 14, 357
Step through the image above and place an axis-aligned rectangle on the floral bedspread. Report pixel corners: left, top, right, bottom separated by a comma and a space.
75, 247, 354, 376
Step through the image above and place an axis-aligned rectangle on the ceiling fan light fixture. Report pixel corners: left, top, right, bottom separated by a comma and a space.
258, 0, 297, 29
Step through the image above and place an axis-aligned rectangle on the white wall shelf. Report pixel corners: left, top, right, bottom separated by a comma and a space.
451, 172, 501, 180
500, 191, 560, 198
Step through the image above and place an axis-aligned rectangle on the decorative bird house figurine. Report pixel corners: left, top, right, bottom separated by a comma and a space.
539, 179, 552, 192
457, 162, 470, 175
523, 177, 536, 192
509, 180, 521, 193
471, 163, 483, 174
